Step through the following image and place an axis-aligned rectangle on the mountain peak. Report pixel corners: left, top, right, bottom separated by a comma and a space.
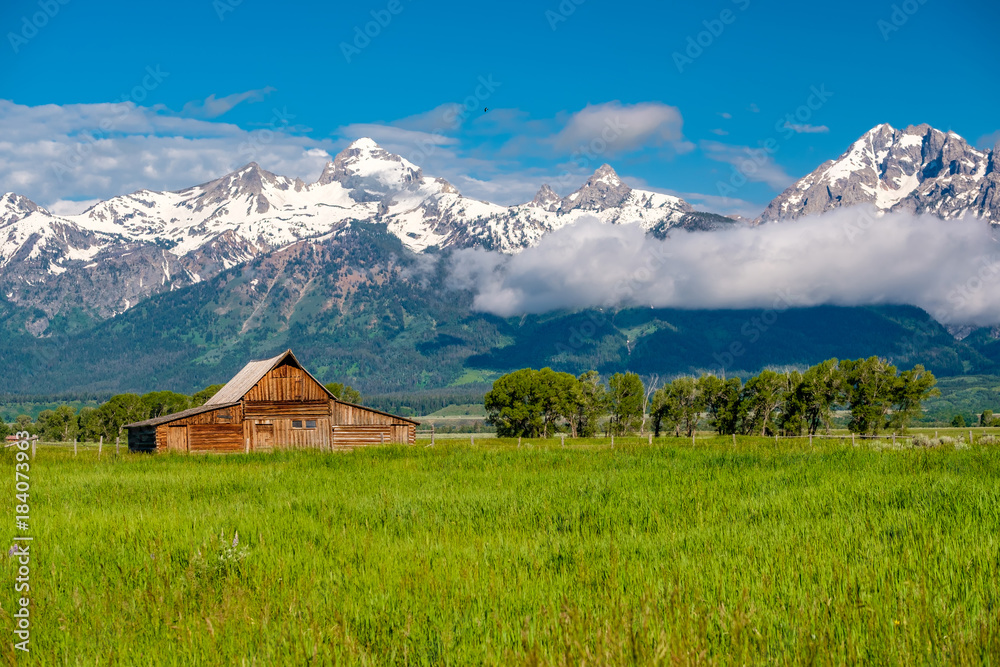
1, 192, 41, 209
561, 164, 632, 211
758, 123, 997, 223
317, 137, 422, 197
346, 137, 381, 151
530, 184, 561, 211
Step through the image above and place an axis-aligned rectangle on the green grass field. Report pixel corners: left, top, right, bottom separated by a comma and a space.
2, 439, 999, 665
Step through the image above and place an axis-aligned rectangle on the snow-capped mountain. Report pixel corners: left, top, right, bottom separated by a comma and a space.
0, 138, 702, 321
759, 123, 1000, 223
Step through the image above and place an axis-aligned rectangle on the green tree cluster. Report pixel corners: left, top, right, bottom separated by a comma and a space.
484, 357, 940, 439
484, 368, 620, 437
652, 357, 937, 437
325, 383, 362, 404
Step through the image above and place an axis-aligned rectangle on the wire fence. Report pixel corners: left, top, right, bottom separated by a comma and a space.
7, 428, 993, 459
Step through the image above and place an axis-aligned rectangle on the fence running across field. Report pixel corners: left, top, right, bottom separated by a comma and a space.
8, 428, 991, 458
413, 429, 986, 449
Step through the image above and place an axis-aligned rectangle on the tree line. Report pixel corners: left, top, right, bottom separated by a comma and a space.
484, 357, 942, 438
0, 382, 360, 443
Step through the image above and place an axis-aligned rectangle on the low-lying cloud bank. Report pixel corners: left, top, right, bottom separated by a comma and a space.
447, 210, 1000, 326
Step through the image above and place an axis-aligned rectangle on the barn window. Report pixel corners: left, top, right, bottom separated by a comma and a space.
217, 410, 232, 423
306, 420, 317, 429
292, 420, 303, 429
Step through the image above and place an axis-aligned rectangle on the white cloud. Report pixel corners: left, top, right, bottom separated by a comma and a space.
0, 99, 333, 206
783, 122, 830, 134
180, 87, 277, 119
699, 140, 795, 191
550, 101, 693, 156
710, 128, 729, 136
452, 211, 1000, 326
47, 199, 102, 215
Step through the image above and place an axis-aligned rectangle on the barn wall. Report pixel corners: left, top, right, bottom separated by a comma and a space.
333, 401, 407, 426
144, 405, 245, 453
244, 401, 329, 418
258, 417, 332, 450
188, 424, 244, 453
330, 400, 417, 446
244, 363, 329, 403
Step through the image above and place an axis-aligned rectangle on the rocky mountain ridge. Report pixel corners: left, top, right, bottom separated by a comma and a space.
759, 123, 999, 223
0, 138, 704, 321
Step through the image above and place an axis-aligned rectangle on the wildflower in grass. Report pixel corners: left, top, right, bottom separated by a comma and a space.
8, 545, 20, 557
233, 531, 239, 548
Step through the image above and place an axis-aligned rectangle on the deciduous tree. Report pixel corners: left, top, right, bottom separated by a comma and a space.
607, 372, 645, 436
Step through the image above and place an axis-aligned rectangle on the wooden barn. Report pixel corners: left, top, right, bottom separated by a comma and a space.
126, 350, 418, 453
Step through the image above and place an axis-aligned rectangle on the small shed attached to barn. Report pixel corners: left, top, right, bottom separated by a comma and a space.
126, 350, 418, 453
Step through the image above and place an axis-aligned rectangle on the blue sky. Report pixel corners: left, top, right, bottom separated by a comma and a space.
1, 0, 997, 217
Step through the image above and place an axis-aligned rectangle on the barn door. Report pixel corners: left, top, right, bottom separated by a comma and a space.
167, 425, 188, 452
254, 422, 274, 452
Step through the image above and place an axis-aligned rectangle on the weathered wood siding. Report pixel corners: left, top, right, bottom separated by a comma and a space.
245, 363, 328, 403
130, 356, 418, 454
152, 405, 244, 452
188, 424, 244, 453
249, 417, 332, 450
244, 401, 329, 418
334, 402, 392, 425
332, 424, 415, 447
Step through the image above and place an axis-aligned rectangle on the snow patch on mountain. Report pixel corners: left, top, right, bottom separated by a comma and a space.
759, 123, 999, 223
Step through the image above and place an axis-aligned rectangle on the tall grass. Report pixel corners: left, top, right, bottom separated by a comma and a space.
2, 439, 999, 665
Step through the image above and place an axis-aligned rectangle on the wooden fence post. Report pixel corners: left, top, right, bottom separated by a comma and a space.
99, 436, 103, 459
892, 433, 896, 446
31, 437, 36, 460
611, 434, 614, 448
116, 437, 120, 456
518, 436, 521, 448
471, 433, 475, 447
969, 430, 974, 445
732, 433, 736, 447
431, 426, 435, 447
809, 434, 813, 446
561, 434, 565, 448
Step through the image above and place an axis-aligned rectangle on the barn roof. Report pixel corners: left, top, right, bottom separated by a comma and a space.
205, 349, 334, 406
125, 349, 420, 430
125, 401, 240, 428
